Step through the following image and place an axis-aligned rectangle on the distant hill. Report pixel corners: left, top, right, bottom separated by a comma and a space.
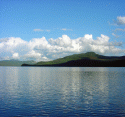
0, 60, 36, 66
22, 52, 125, 67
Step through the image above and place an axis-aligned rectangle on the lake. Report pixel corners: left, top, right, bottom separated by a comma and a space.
0, 67, 125, 116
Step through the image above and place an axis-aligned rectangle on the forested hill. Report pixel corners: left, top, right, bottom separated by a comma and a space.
21, 52, 125, 67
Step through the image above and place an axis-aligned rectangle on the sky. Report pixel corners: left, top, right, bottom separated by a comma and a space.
0, 0, 125, 61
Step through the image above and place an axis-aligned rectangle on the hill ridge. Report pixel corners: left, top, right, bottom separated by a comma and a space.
21, 52, 125, 67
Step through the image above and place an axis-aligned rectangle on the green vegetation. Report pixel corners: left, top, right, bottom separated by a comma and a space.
35, 52, 99, 65
22, 52, 125, 67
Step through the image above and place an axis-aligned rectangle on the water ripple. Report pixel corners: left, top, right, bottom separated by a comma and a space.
0, 67, 125, 116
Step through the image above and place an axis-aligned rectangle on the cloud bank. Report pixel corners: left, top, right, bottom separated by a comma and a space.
0, 34, 125, 61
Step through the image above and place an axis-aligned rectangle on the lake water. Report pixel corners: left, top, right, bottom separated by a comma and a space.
0, 67, 125, 117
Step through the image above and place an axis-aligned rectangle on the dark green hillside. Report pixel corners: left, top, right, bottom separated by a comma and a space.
22, 52, 125, 67
0, 60, 36, 66
35, 52, 101, 66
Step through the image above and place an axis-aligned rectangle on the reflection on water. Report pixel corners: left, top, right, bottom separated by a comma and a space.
0, 67, 125, 116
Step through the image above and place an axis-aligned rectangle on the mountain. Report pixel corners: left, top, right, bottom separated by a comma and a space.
0, 60, 36, 66
21, 52, 125, 67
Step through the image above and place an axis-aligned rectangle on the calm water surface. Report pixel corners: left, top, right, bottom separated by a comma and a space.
0, 67, 125, 116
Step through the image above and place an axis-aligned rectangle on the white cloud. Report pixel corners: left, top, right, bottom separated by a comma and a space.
114, 28, 125, 32
110, 16, 125, 26
49, 35, 72, 47
61, 28, 73, 31
0, 37, 27, 55
0, 34, 125, 61
33, 29, 51, 32
61, 28, 67, 31
112, 33, 120, 38
42, 56, 49, 61
0, 38, 9, 43
12, 53, 19, 59
28, 37, 49, 49
24, 50, 41, 58
33, 29, 44, 31
117, 16, 125, 25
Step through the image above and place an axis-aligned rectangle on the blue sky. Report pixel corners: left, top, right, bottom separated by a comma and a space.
0, 0, 125, 61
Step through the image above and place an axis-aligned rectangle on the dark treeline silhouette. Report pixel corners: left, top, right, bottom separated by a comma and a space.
22, 59, 125, 67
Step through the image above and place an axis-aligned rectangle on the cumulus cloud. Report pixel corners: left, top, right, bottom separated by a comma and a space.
0, 38, 9, 43
49, 35, 72, 47
110, 16, 125, 26
117, 16, 125, 25
12, 53, 19, 59
0, 37, 27, 54
23, 50, 42, 61
0, 34, 125, 61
